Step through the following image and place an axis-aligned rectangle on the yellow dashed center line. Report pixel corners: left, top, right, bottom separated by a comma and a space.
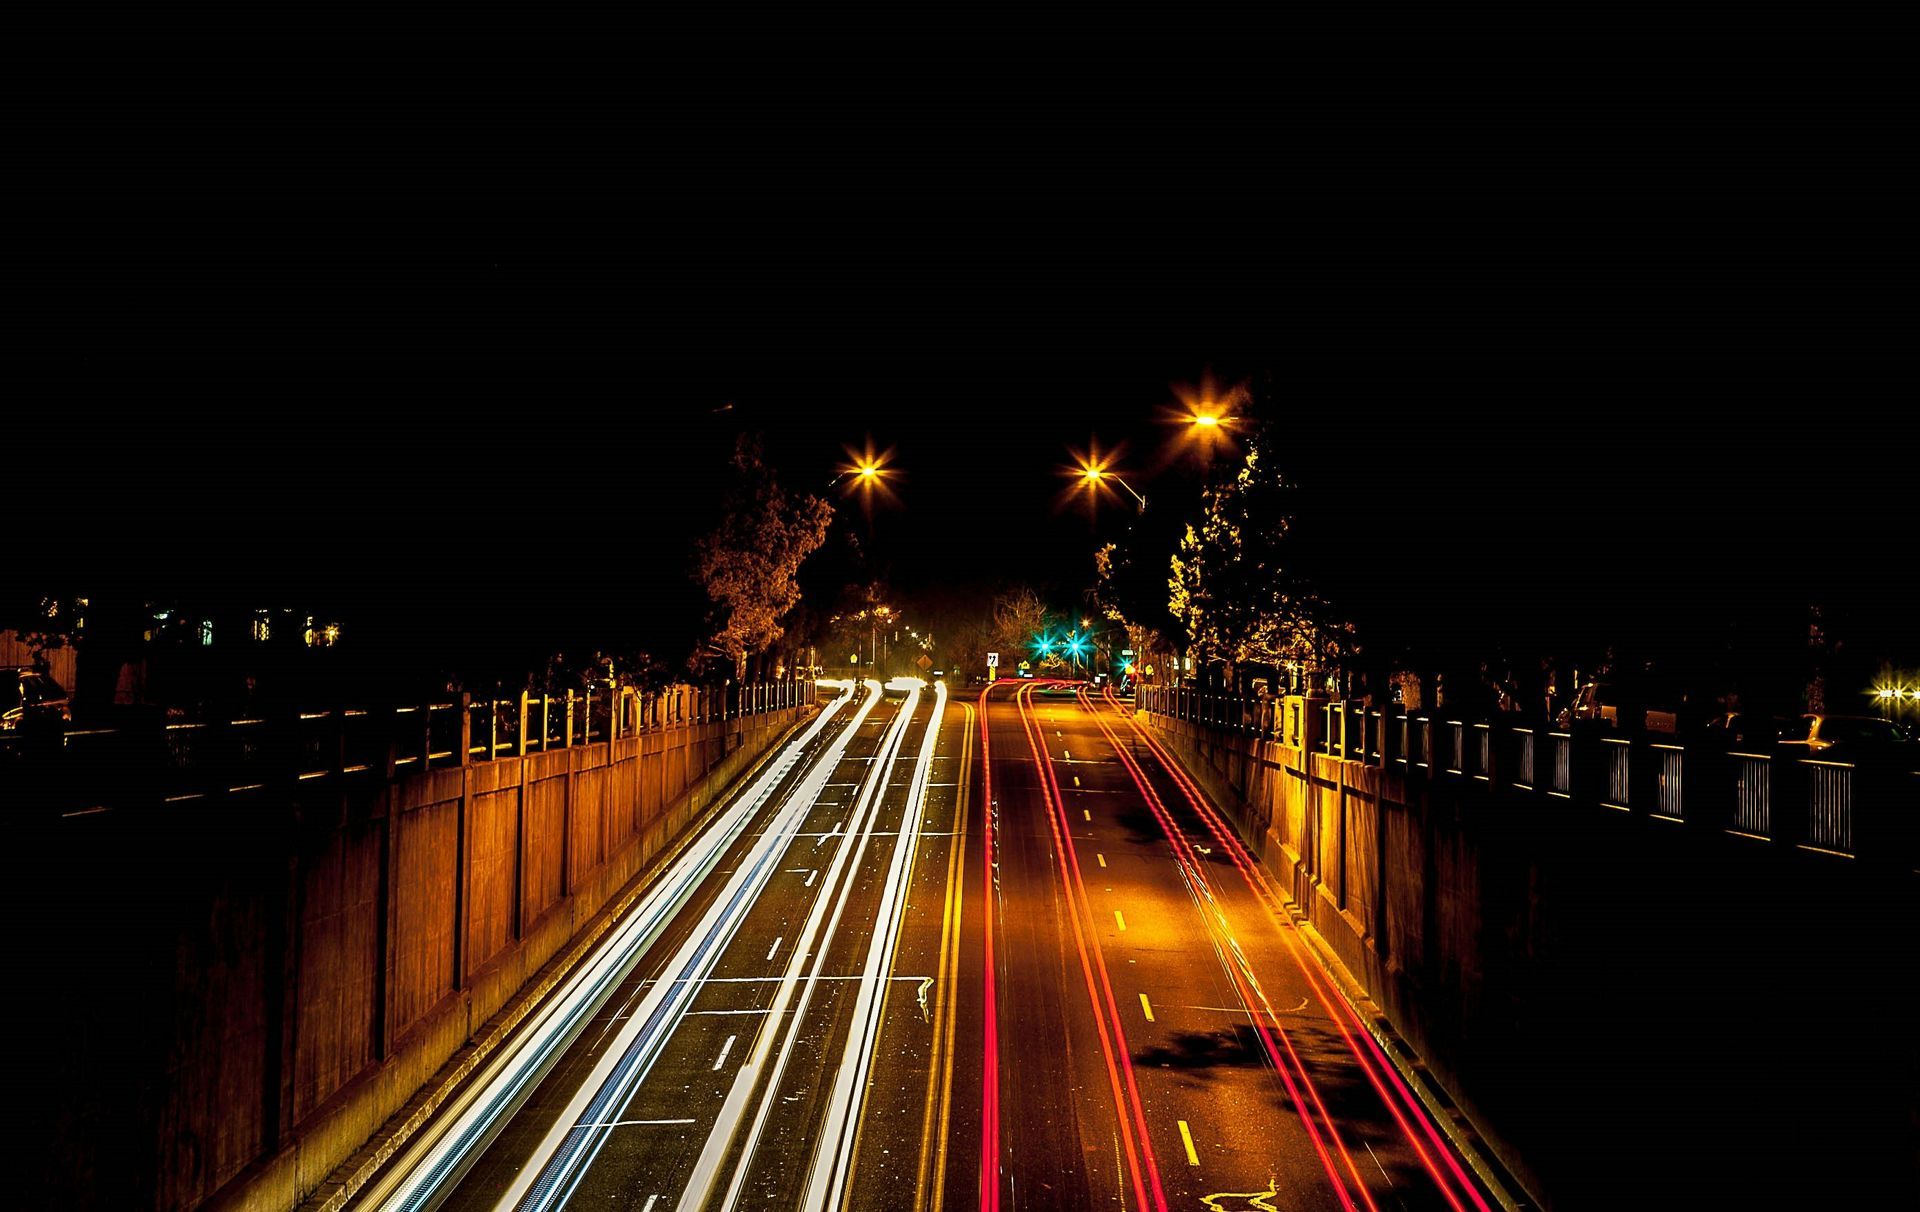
1178, 1119, 1200, 1166
1083, 808, 1092, 821
1073, 775, 1081, 787
1096, 853, 1106, 868
1114, 910, 1127, 932
1139, 993, 1156, 1022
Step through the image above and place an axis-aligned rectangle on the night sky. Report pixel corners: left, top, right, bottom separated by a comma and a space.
16, 62, 1912, 683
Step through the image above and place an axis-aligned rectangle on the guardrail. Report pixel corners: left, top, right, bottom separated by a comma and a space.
1135, 685, 1919, 866
3, 680, 815, 814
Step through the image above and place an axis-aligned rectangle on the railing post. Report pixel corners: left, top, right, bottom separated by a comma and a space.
1299, 693, 1327, 754
384, 710, 400, 780
518, 691, 531, 757
456, 692, 472, 765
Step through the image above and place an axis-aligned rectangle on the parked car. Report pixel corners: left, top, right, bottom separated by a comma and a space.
1556, 676, 1703, 735
1704, 711, 1795, 750
1774, 714, 1917, 761
1, 666, 71, 734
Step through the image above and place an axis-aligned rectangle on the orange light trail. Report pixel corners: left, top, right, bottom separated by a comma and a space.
977, 684, 1001, 1212
1079, 690, 1374, 1212
1015, 682, 1166, 1211
1100, 687, 1492, 1212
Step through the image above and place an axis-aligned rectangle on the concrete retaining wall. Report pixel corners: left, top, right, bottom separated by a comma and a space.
1146, 711, 1918, 1209
19, 703, 810, 1211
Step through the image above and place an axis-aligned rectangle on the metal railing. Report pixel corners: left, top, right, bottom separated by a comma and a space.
1652, 744, 1684, 818
6, 679, 815, 813
1602, 738, 1631, 809
1731, 753, 1772, 836
1549, 733, 1572, 797
1514, 728, 1536, 789
1138, 688, 1918, 863
1804, 762, 1854, 853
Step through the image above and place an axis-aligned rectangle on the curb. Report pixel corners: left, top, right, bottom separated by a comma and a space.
1282, 901, 1535, 1212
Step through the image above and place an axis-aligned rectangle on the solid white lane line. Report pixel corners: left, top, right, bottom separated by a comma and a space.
712, 1035, 737, 1071
575, 1118, 697, 1129
685, 1009, 770, 1017
367, 683, 860, 1212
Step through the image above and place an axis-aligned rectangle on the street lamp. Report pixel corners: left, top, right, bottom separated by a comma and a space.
1078, 463, 1147, 512
828, 461, 886, 490
1166, 378, 1245, 467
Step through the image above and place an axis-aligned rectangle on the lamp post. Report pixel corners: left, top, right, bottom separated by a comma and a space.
828, 463, 883, 491
1078, 464, 1147, 512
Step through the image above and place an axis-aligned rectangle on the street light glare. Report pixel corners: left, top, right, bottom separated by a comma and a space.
1070, 450, 1146, 513
1165, 376, 1248, 454
836, 440, 899, 509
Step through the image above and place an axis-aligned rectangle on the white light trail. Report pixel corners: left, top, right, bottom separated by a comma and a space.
361, 683, 858, 1212
686, 685, 924, 1212
803, 679, 948, 1211
494, 683, 885, 1212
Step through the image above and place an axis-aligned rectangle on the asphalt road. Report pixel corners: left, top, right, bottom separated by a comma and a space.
982, 682, 1493, 1211
361, 678, 1499, 1211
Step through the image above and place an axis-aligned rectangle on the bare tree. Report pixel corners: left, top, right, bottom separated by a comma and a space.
990, 585, 1055, 669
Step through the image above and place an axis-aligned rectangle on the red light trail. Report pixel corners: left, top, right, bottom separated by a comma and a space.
1079, 689, 1372, 1212
1099, 687, 1493, 1212
977, 684, 1001, 1212
1015, 682, 1167, 1211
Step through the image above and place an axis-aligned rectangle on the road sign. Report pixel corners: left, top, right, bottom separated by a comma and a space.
987, 652, 999, 668
916, 653, 932, 671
